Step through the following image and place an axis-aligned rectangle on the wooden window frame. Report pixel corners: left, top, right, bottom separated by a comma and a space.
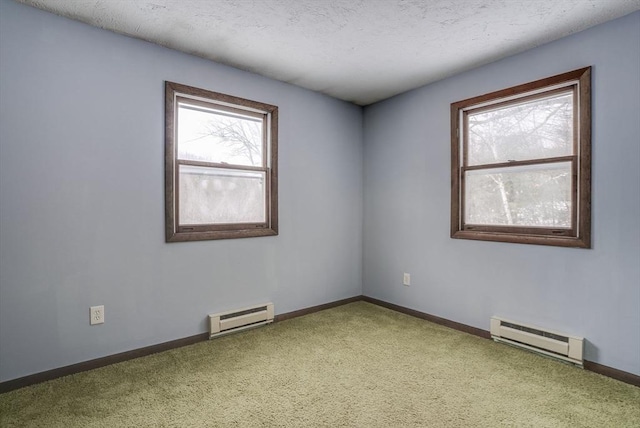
451, 67, 591, 248
165, 81, 278, 242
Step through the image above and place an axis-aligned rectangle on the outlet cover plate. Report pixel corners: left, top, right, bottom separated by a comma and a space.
90, 305, 104, 325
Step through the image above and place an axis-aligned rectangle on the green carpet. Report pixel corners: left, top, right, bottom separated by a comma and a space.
1, 302, 638, 427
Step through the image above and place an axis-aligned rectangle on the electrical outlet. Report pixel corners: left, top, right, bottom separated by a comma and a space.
90, 305, 104, 325
403, 273, 411, 286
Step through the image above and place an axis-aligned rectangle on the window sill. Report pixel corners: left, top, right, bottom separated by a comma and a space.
451, 230, 590, 248
166, 227, 278, 242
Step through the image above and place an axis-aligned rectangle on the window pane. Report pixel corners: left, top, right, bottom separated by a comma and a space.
464, 162, 572, 227
177, 103, 263, 167
179, 165, 266, 225
467, 92, 573, 166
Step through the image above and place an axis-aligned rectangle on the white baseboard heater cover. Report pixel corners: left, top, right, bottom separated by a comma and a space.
490, 316, 584, 367
209, 303, 274, 339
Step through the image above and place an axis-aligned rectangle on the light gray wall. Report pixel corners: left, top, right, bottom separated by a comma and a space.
363, 12, 640, 375
0, 0, 363, 382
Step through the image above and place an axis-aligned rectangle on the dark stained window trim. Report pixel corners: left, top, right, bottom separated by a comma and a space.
450, 67, 591, 248
165, 81, 278, 242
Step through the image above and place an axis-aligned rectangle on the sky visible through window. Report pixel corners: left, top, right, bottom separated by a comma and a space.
177, 104, 263, 167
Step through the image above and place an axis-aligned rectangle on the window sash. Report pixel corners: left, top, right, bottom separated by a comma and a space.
460, 158, 577, 233
176, 97, 268, 169
461, 86, 578, 167
175, 163, 269, 229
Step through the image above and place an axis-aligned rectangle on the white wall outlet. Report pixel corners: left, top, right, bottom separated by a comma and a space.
403, 273, 411, 286
90, 305, 104, 325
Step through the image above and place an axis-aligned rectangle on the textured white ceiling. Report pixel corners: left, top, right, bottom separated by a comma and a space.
19, 0, 640, 105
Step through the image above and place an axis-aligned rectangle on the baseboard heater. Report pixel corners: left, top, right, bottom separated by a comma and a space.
490, 316, 584, 367
209, 303, 274, 339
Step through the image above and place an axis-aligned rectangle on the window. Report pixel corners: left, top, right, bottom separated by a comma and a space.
451, 67, 591, 248
165, 81, 278, 242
